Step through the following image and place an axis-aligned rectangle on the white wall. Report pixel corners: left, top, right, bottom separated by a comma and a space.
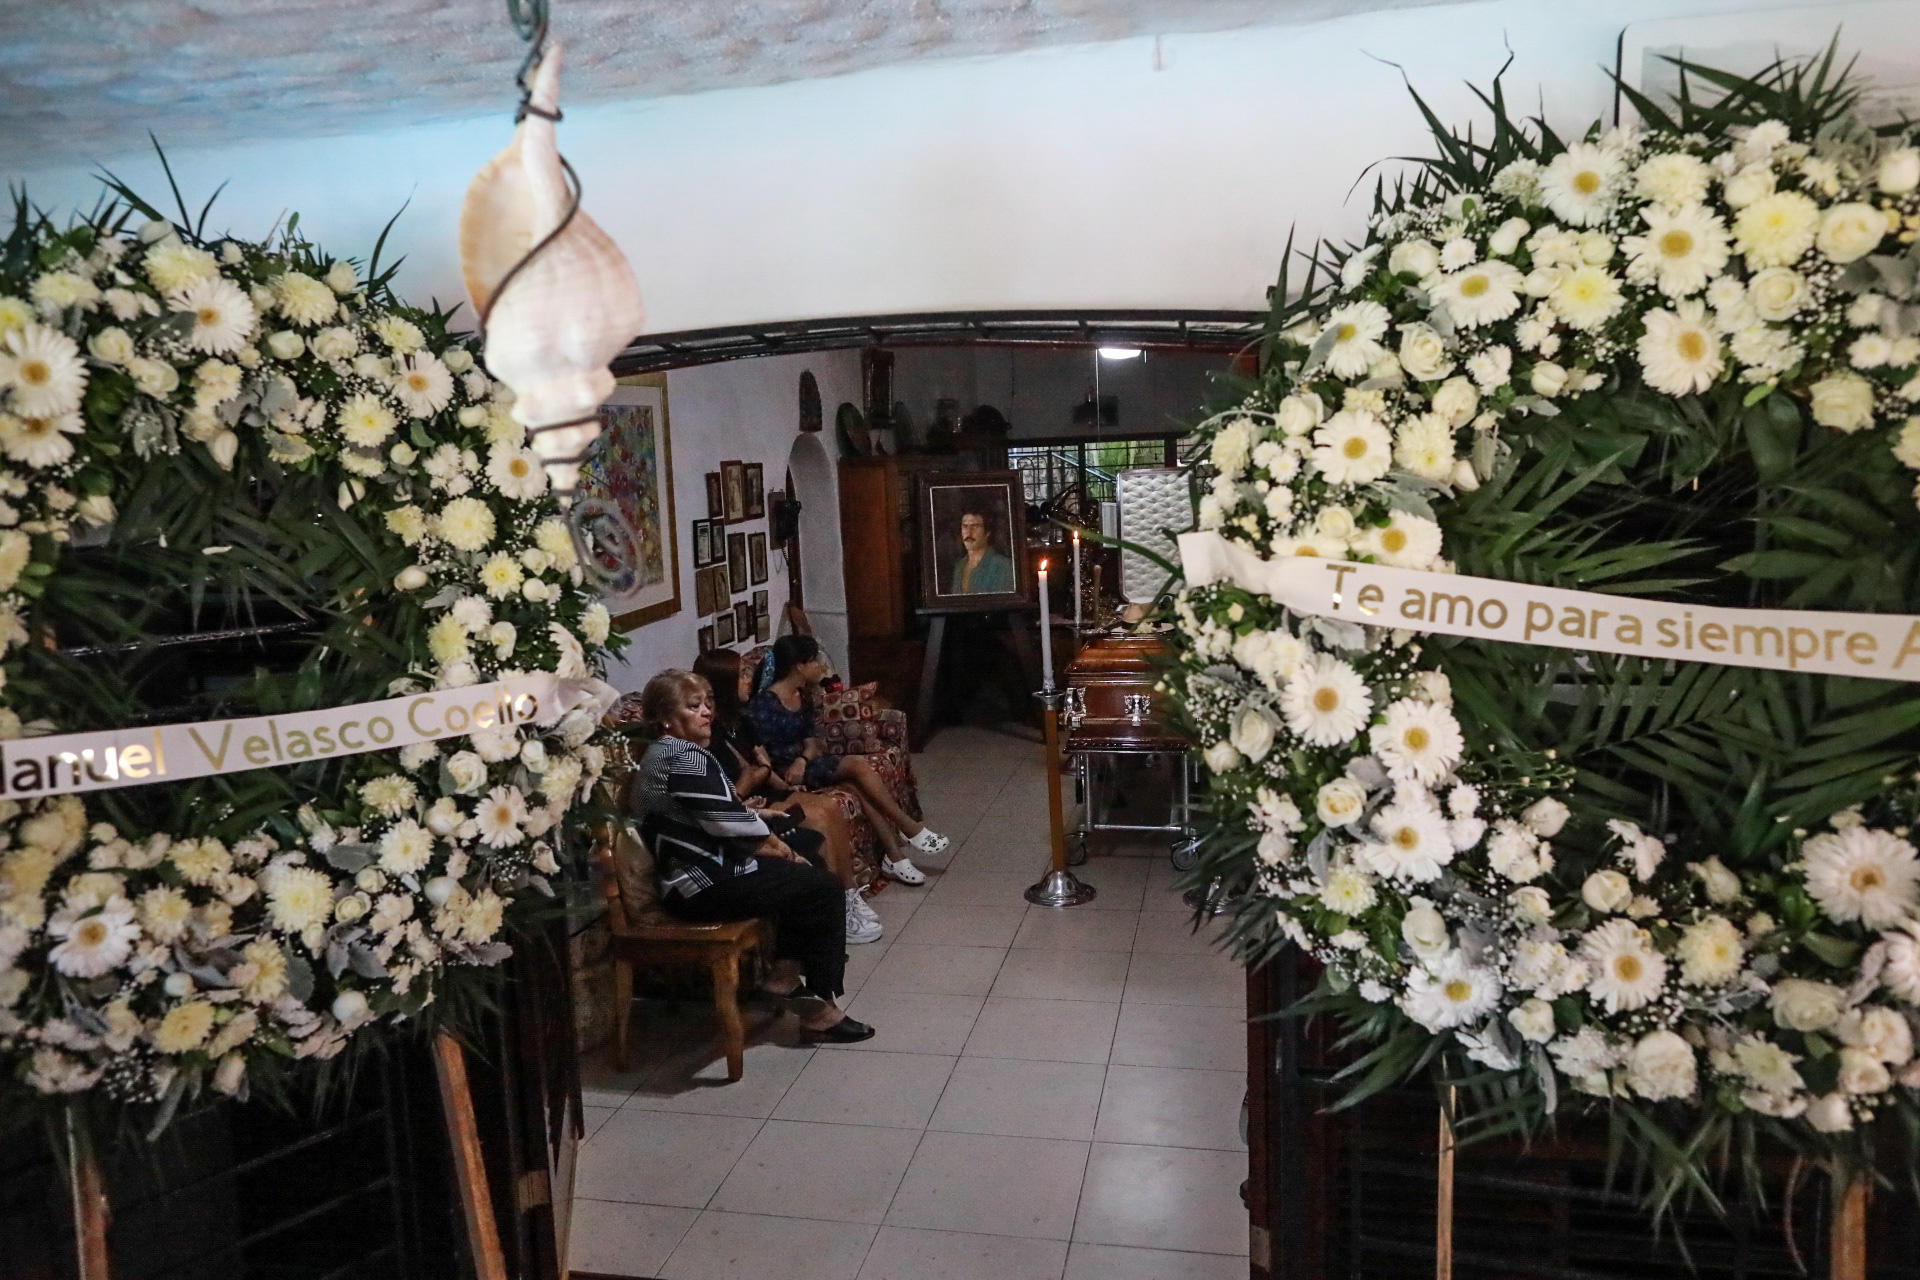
603, 350, 861, 692
8, 0, 1860, 334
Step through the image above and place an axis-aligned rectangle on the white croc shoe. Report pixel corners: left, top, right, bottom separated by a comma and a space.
907, 828, 950, 857
882, 856, 928, 886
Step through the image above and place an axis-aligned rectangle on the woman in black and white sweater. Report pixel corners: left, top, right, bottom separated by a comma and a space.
628, 668, 875, 1042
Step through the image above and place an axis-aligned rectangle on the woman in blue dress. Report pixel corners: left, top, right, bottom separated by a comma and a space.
744, 635, 948, 885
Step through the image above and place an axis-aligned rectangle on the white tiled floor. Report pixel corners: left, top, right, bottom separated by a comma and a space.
571, 727, 1248, 1280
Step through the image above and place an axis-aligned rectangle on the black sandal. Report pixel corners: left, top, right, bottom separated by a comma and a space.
803, 1016, 876, 1043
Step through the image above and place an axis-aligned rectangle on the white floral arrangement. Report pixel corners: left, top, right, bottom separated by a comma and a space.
1168, 55, 1920, 1190
0, 184, 621, 1116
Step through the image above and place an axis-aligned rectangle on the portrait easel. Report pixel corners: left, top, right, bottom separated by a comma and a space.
912, 608, 1044, 749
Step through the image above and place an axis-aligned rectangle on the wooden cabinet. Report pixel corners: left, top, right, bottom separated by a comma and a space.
839, 455, 948, 640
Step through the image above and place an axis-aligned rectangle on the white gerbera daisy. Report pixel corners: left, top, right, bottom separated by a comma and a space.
1733, 190, 1820, 267
1311, 409, 1393, 485
1321, 300, 1391, 379
1549, 265, 1626, 331
1361, 797, 1455, 882
1635, 151, 1712, 208
1361, 511, 1443, 569
0, 411, 82, 468
1393, 414, 1455, 482
1370, 700, 1464, 783
437, 496, 496, 552
275, 271, 337, 327
1623, 205, 1730, 298
337, 392, 397, 447
1280, 654, 1373, 747
1400, 950, 1502, 1030
1803, 826, 1920, 928
359, 774, 417, 818
1432, 260, 1524, 329
47, 899, 140, 978
1637, 300, 1723, 395
1581, 917, 1667, 1013
377, 818, 435, 875
476, 785, 528, 848
1539, 143, 1622, 226
266, 866, 336, 934
2, 322, 87, 417
169, 276, 257, 355
392, 352, 454, 418
487, 444, 547, 500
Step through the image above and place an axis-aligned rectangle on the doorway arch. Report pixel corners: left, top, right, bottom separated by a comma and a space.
784, 431, 848, 676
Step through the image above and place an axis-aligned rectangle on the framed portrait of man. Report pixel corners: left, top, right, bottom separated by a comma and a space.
917, 470, 1029, 612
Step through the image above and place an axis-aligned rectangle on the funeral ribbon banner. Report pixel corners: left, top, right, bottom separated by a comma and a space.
0, 675, 617, 802
1179, 531, 1920, 684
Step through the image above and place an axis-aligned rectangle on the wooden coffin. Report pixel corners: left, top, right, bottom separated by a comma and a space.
1064, 633, 1189, 753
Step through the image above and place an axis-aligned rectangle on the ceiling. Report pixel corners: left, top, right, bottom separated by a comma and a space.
1, 0, 1457, 171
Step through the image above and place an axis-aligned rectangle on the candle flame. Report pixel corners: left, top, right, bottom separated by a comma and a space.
1039, 559, 1049, 572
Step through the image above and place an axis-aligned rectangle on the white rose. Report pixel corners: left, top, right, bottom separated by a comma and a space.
446, 751, 488, 794
213, 1052, 248, 1095
1816, 202, 1889, 264
1747, 267, 1809, 321
1256, 830, 1291, 866
266, 330, 304, 360
1878, 146, 1920, 195
1388, 239, 1440, 279
1401, 902, 1450, 959
1449, 459, 1481, 492
1627, 1029, 1698, 1101
325, 260, 359, 294
1581, 869, 1632, 913
1510, 886, 1553, 924
1314, 505, 1356, 541
312, 327, 358, 361
1770, 978, 1846, 1032
1203, 740, 1242, 773
331, 989, 370, 1024
1529, 361, 1569, 397
1488, 217, 1531, 258
128, 356, 180, 397
393, 565, 428, 591
1397, 323, 1453, 381
1508, 998, 1557, 1044
334, 893, 369, 923
1809, 371, 1877, 433
1521, 797, 1570, 837
1722, 164, 1775, 209
520, 739, 549, 772
442, 347, 475, 374
1229, 706, 1278, 764
1316, 778, 1368, 827
1430, 376, 1479, 427
1837, 1006, 1913, 1065
1692, 857, 1741, 904
1839, 1047, 1892, 1095
1577, 231, 1615, 265
1806, 1092, 1854, 1132
209, 429, 239, 471
87, 327, 135, 365
1274, 393, 1323, 436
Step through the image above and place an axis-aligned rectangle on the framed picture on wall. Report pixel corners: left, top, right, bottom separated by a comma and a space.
692, 518, 713, 569
727, 531, 748, 593
748, 532, 768, 585
693, 564, 716, 617
745, 463, 766, 519
733, 600, 753, 642
705, 566, 728, 616
697, 623, 716, 654
917, 470, 1030, 613
579, 373, 679, 630
752, 589, 770, 643
705, 471, 724, 519
721, 460, 748, 523
714, 609, 735, 646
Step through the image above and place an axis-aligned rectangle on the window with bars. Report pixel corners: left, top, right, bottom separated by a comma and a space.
1010, 437, 1177, 509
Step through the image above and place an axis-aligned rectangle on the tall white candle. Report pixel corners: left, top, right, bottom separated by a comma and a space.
1038, 559, 1054, 691
1072, 528, 1083, 634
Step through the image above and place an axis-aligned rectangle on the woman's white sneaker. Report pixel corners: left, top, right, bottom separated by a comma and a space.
907, 828, 950, 856
851, 892, 881, 925
845, 891, 884, 943
881, 856, 927, 885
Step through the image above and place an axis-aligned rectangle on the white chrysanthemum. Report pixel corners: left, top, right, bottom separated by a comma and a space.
1361, 798, 1454, 882
267, 866, 336, 934
1635, 151, 1712, 208
1803, 826, 1920, 928
1539, 143, 1622, 225
2, 322, 87, 417
1280, 654, 1373, 747
392, 352, 454, 418
143, 240, 219, 292
377, 818, 435, 875
1581, 917, 1667, 1014
1733, 190, 1820, 267
487, 444, 547, 500
428, 613, 471, 666
1393, 414, 1455, 482
1623, 205, 1730, 298
582, 601, 611, 645
1361, 511, 1443, 569
360, 774, 417, 818
1320, 864, 1377, 915
1734, 1035, 1804, 1094
31, 270, 99, 314
1549, 265, 1625, 331
275, 271, 337, 327
137, 886, 194, 944
47, 900, 140, 977
1321, 300, 1390, 379
1626, 1029, 1697, 1101
372, 314, 425, 353
479, 552, 524, 599
1370, 699, 1464, 783
171, 838, 232, 886
335, 393, 396, 449
1675, 915, 1744, 986
476, 785, 528, 848
1210, 416, 1254, 478
1432, 260, 1524, 328
152, 1001, 217, 1054
1637, 300, 1723, 395
169, 276, 257, 355
1311, 409, 1393, 485
437, 496, 497, 552
1400, 950, 1502, 1031
0, 411, 82, 468
386, 504, 429, 546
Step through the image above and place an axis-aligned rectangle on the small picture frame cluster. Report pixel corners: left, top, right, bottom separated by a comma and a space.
712, 461, 766, 524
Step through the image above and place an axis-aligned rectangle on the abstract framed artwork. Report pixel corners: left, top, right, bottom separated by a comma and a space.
748, 532, 768, 585
697, 623, 716, 653
727, 531, 748, 594
745, 463, 766, 519
705, 471, 724, 519
917, 470, 1029, 613
580, 373, 679, 631
721, 460, 748, 523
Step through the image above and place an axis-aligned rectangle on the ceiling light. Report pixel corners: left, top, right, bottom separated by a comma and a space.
1097, 346, 1142, 360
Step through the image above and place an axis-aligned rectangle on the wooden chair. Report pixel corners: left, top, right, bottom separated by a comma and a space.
592, 818, 771, 1082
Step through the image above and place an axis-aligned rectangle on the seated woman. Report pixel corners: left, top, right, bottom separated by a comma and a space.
694, 648, 882, 945
628, 668, 875, 1043
745, 635, 947, 886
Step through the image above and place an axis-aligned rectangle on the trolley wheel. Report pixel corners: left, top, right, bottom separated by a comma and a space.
1066, 832, 1089, 866
1169, 834, 1200, 872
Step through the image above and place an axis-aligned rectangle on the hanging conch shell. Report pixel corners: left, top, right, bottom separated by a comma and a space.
460, 43, 645, 495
